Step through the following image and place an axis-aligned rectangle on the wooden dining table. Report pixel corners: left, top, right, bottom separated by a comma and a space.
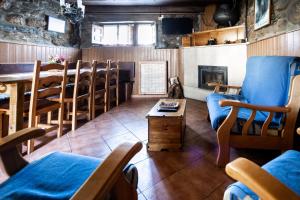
0, 68, 107, 134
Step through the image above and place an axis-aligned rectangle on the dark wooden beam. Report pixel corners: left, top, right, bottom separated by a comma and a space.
86, 6, 205, 15
83, 0, 231, 6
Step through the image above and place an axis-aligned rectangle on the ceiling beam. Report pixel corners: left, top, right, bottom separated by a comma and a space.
83, 0, 231, 6
85, 5, 205, 15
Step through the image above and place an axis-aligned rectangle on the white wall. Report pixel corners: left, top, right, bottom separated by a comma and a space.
183, 43, 247, 101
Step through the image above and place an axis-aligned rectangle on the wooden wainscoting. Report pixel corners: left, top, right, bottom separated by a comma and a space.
82, 47, 182, 95
247, 28, 300, 57
0, 41, 81, 64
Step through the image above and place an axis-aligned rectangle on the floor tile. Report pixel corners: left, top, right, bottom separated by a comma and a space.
143, 157, 230, 200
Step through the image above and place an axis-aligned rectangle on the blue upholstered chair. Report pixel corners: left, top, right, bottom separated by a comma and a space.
224, 128, 300, 200
206, 56, 300, 167
0, 128, 142, 200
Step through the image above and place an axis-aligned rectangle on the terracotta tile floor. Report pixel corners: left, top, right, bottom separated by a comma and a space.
0, 98, 281, 199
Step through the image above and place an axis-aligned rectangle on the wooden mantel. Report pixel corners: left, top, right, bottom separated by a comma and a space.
182, 25, 245, 47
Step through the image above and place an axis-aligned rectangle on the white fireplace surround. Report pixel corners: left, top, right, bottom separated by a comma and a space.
183, 43, 247, 101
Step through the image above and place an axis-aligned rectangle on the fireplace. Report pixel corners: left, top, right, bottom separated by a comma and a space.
198, 65, 228, 90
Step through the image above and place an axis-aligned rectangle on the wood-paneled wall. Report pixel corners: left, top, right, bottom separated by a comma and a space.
247, 29, 300, 57
0, 41, 81, 64
82, 47, 181, 95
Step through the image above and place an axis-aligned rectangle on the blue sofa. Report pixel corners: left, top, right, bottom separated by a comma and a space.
206, 56, 300, 167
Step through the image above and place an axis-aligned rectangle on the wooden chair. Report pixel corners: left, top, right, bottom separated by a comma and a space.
224, 129, 300, 200
0, 61, 68, 153
0, 128, 142, 200
223, 156, 300, 200
107, 60, 119, 110
49, 60, 96, 131
92, 61, 108, 119
28, 60, 68, 153
206, 56, 300, 167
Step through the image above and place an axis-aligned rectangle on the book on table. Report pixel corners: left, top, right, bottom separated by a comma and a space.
157, 101, 179, 112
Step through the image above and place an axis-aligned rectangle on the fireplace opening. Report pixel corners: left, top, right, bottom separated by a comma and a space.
198, 65, 228, 90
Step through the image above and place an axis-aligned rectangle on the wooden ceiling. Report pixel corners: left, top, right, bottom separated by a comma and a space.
83, 0, 232, 6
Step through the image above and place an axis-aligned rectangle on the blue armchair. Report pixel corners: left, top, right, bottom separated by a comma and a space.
224, 127, 300, 200
206, 56, 300, 167
0, 128, 142, 200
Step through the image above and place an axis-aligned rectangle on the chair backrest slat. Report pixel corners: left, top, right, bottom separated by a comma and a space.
38, 76, 63, 88
41, 63, 65, 71
37, 87, 62, 98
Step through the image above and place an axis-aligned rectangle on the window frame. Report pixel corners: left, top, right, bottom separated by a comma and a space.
91, 22, 156, 47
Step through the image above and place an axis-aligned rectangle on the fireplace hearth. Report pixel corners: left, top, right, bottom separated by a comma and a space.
198, 65, 228, 90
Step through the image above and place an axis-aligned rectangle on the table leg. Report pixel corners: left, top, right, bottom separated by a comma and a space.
8, 83, 24, 134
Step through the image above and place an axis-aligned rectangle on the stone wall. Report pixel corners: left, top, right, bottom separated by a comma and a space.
245, 0, 300, 42
0, 0, 80, 47
156, 14, 200, 49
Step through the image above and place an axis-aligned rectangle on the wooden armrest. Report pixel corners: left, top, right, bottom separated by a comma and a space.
219, 100, 291, 113
297, 128, 300, 135
0, 128, 45, 152
226, 158, 299, 200
71, 141, 143, 200
207, 82, 241, 89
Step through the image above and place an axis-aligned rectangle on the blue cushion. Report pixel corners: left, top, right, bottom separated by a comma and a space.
241, 56, 298, 107
0, 94, 9, 104
206, 93, 282, 130
0, 152, 102, 200
224, 150, 300, 200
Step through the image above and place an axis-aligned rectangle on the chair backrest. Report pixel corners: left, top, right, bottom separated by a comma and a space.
29, 60, 68, 127
109, 60, 119, 86
73, 60, 96, 101
94, 61, 108, 92
241, 56, 300, 106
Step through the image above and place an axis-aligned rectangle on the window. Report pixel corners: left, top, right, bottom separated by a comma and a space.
118, 25, 133, 45
91, 25, 103, 44
92, 22, 155, 46
137, 24, 156, 45
102, 25, 118, 45
92, 24, 133, 45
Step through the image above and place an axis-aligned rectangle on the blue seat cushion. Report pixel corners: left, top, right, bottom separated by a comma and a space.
0, 94, 10, 105
224, 150, 300, 200
206, 93, 282, 130
0, 152, 102, 200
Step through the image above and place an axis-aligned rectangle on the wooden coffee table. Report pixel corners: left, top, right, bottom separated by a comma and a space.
146, 99, 186, 151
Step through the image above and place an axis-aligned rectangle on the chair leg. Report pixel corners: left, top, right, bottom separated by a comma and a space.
47, 111, 52, 124
116, 85, 119, 106
72, 101, 77, 131
88, 96, 92, 121
216, 108, 239, 167
104, 90, 107, 112
27, 139, 34, 154
91, 96, 95, 120
216, 136, 230, 168
57, 105, 64, 138
0, 113, 3, 138
35, 115, 40, 127
66, 102, 70, 120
